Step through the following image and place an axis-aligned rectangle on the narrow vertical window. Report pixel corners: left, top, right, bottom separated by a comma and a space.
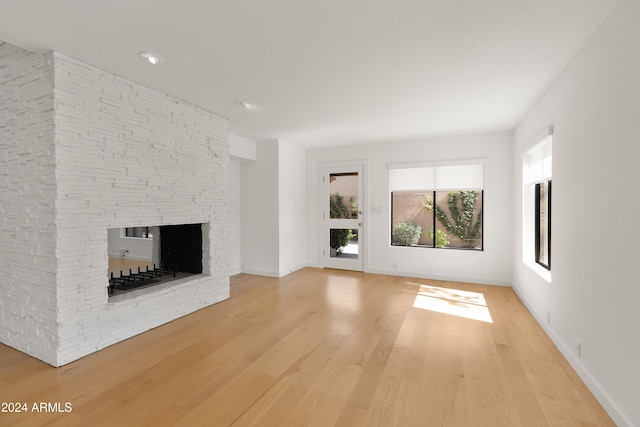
523, 128, 552, 277
535, 180, 551, 269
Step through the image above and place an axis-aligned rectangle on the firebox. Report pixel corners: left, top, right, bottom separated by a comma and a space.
107, 223, 204, 296
160, 223, 203, 274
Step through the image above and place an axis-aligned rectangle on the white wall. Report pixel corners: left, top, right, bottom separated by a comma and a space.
229, 158, 242, 275
240, 139, 306, 277
512, 1, 640, 425
229, 133, 257, 161
229, 133, 257, 276
305, 132, 513, 285
107, 228, 153, 261
241, 140, 280, 276
278, 141, 306, 275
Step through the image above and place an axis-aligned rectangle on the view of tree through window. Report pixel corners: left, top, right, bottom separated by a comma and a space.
391, 190, 483, 250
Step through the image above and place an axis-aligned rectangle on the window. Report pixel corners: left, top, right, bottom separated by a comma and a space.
523, 128, 552, 274
124, 227, 152, 239
535, 180, 551, 269
389, 162, 484, 250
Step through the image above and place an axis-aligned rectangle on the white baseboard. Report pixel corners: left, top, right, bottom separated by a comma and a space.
240, 268, 281, 278
512, 286, 633, 427
278, 263, 307, 277
365, 267, 512, 287
240, 263, 307, 278
108, 253, 152, 262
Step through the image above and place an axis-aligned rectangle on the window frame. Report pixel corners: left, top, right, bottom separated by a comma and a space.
521, 128, 552, 278
534, 180, 551, 270
390, 189, 484, 251
124, 226, 152, 239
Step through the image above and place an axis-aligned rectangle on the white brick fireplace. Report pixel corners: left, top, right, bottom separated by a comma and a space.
0, 42, 230, 366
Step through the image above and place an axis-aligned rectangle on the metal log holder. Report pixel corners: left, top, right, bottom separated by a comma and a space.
108, 263, 177, 295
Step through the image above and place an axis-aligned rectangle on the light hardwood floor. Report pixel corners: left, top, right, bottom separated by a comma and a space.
108, 257, 153, 276
0, 268, 614, 426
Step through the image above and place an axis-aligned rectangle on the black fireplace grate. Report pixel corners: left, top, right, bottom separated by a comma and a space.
108, 264, 177, 295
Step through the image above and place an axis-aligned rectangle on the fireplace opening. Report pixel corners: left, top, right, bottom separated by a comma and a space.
107, 223, 204, 297
160, 224, 203, 274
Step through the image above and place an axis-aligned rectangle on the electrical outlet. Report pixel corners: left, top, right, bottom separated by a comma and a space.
575, 339, 582, 359
392, 262, 399, 271
546, 310, 550, 325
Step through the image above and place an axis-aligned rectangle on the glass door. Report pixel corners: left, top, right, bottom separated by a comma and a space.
324, 165, 364, 271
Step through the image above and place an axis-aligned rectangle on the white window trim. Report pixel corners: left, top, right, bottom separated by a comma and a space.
522, 127, 553, 282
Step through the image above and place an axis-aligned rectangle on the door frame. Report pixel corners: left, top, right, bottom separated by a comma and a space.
319, 160, 368, 271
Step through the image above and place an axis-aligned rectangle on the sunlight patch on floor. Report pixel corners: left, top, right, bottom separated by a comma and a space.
409, 283, 493, 323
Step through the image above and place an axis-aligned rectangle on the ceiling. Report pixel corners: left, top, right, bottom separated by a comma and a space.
0, 0, 618, 149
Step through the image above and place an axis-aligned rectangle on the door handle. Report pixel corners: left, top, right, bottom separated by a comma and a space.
358, 222, 363, 226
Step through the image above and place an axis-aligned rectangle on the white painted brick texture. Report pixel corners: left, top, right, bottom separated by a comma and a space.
53, 52, 230, 366
0, 43, 58, 364
1, 42, 230, 366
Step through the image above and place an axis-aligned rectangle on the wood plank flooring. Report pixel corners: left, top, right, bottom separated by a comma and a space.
0, 268, 614, 426
108, 257, 153, 276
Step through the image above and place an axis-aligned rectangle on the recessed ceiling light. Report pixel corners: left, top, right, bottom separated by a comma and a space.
236, 100, 256, 110
138, 51, 166, 65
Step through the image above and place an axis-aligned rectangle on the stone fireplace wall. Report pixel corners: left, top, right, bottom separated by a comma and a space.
0, 43, 230, 366
0, 44, 58, 364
